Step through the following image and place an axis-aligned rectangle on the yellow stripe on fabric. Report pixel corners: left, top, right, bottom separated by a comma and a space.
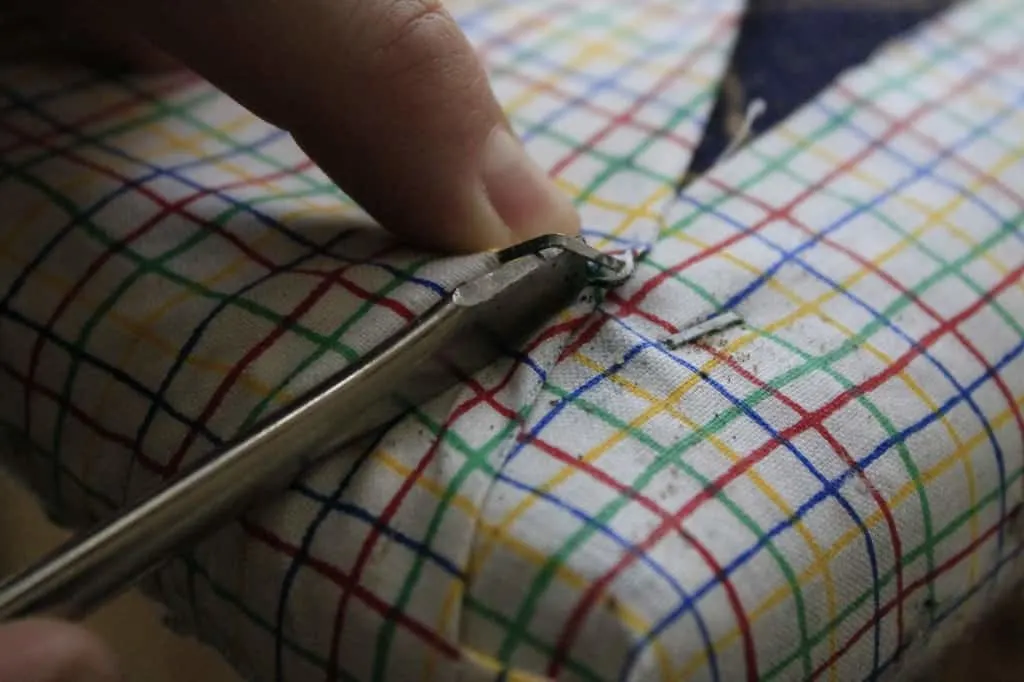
873, 398, 1023, 522
1, 158, 114, 255
463, 346, 749, 668
895, 162, 1024, 304
557, 177, 675, 243
667, 268, 932, 677
0, 248, 280, 397
427, 576, 463, 682
76, 100, 378, 420
669, 230, 854, 668
460, 645, 551, 682
497, 8, 636, 117
494, 6, 714, 249
0, 225, 295, 495
665, 187, 1008, 670
84, 201, 343, 418
721, 396, 1024, 667
497, 4, 683, 119
368, 447, 674, 682
666, 192, 1005, 669
424, 306, 678, 678
669, 136, 1024, 675
0, 105, 332, 419
143, 112, 332, 210
778, 131, 1024, 573
146, 108, 253, 155
575, 184, 673, 226
466, 102, 1024, 680
463, 170, 965, 675
572, 346, 847, 682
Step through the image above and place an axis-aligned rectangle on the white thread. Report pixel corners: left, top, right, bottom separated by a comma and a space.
721, 97, 767, 160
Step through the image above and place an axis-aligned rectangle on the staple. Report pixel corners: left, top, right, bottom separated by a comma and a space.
664, 311, 743, 349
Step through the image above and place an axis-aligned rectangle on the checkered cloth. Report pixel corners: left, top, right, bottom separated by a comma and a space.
1, 1, 1023, 681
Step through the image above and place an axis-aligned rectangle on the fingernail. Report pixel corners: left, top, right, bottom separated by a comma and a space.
479, 126, 581, 245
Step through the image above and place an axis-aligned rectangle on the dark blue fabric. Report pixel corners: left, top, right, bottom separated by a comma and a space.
686, 0, 959, 178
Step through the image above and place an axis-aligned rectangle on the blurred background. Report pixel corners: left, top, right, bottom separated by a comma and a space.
0, 470, 241, 682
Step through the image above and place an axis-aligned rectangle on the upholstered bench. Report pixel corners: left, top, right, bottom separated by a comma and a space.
2, 1, 1021, 680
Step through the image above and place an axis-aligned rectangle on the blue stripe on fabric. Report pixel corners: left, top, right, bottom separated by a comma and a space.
619, 326, 1024, 680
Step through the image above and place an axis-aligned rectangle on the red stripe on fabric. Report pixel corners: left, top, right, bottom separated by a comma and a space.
0, 115, 321, 272
2, 364, 146, 461
551, 259, 1023, 677
708, 344, 907, 646
677, 48, 1024, 649
0, 116, 427, 483
560, 51, 1022, 665
163, 243, 414, 475
808, 508, 1021, 680
13, 158, 342, 472
604, 290, 676, 334
323, 364, 520, 681
422, 345, 758, 678
687, 136, 1024, 649
527, 433, 758, 679
0, 71, 200, 157
827, 79, 1024, 458
321, 313, 589, 682
834, 80, 1024, 211
547, 13, 738, 178
242, 520, 461, 661
614, 48, 1021, 329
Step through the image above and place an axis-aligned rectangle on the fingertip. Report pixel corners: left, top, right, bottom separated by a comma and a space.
477, 125, 581, 246
395, 124, 583, 254
0, 618, 121, 682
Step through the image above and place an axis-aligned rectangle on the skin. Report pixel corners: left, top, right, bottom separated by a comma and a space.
1, 0, 582, 251
0, 0, 582, 679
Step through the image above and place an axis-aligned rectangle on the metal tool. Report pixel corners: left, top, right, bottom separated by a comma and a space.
0, 234, 631, 621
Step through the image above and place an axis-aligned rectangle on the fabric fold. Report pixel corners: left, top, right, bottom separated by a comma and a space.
0, 2, 743, 681
461, 1, 1024, 680
5, 1, 1022, 680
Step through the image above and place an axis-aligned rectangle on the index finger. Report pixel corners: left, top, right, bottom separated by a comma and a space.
94, 0, 581, 252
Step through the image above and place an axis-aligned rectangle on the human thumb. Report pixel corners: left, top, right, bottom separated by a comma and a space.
0, 619, 120, 682
97, 0, 582, 252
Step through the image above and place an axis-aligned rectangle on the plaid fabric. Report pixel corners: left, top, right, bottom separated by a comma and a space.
2, 1, 1024, 681
0, 2, 743, 681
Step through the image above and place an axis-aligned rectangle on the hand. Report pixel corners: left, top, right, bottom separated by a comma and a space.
1, 0, 582, 252
0, 618, 119, 681
1, 0, 582, 676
